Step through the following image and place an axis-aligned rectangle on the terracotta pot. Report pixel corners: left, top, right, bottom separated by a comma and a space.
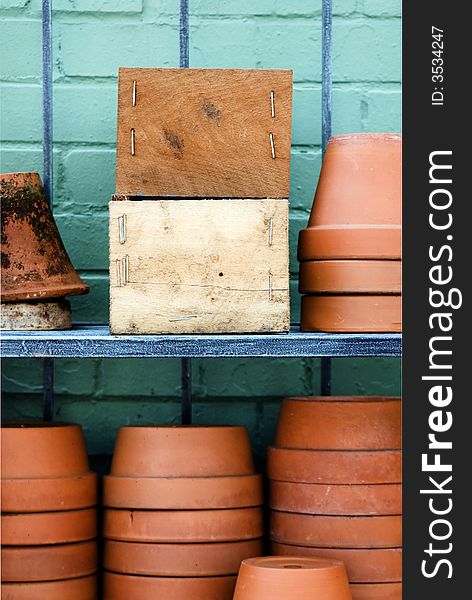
1, 422, 90, 479
103, 572, 236, 600
233, 556, 351, 600
1, 299, 72, 331
298, 260, 401, 294
103, 539, 263, 576
271, 543, 402, 583
351, 583, 402, 600
1, 540, 98, 582
103, 473, 263, 509
1, 508, 97, 546
267, 447, 402, 484
1, 575, 98, 600
0, 172, 89, 302
1, 472, 97, 513
307, 134, 401, 228
297, 225, 401, 261
300, 295, 402, 333
270, 481, 402, 516
270, 511, 402, 549
110, 426, 255, 477
103, 507, 263, 542
275, 396, 401, 451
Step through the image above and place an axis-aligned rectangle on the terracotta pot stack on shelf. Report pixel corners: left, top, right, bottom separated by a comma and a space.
102, 425, 264, 600
1, 422, 98, 600
233, 556, 352, 600
297, 133, 402, 332
268, 397, 402, 600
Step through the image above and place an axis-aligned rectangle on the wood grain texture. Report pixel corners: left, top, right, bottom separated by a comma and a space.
109, 199, 289, 334
116, 68, 293, 198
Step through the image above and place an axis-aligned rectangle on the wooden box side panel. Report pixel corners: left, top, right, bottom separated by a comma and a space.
116, 68, 293, 198
109, 199, 289, 334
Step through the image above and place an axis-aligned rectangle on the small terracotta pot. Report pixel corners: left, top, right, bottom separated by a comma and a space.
300, 295, 402, 333
1, 540, 98, 582
110, 426, 255, 477
103, 539, 263, 577
103, 473, 263, 510
351, 583, 402, 600
0, 575, 98, 600
267, 447, 402, 484
270, 511, 402, 549
103, 572, 236, 600
1, 508, 97, 546
275, 396, 401, 451
270, 481, 402, 516
1, 472, 98, 513
271, 543, 402, 583
1, 422, 90, 479
233, 556, 351, 600
103, 507, 263, 542
298, 260, 401, 294
0, 172, 89, 302
297, 225, 401, 261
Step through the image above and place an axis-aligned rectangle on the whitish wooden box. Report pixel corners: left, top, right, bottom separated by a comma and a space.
109, 198, 290, 334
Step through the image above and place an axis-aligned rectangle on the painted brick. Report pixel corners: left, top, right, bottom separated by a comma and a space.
98, 359, 181, 397
60, 22, 178, 78
363, 0, 401, 17
290, 149, 321, 211
1, 0, 30, 8
0, 147, 61, 192
190, 0, 356, 16
0, 85, 41, 142
53, 0, 143, 13
69, 273, 109, 324
0, 20, 41, 80
55, 214, 109, 270
63, 149, 115, 211
332, 358, 402, 395
363, 88, 401, 132
290, 277, 301, 324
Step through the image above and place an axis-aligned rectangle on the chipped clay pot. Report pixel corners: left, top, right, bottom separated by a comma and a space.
271, 544, 402, 583
270, 512, 402, 549
298, 260, 401, 294
103, 572, 236, 600
274, 396, 401, 451
110, 426, 255, 477
103, 473, 263, 510
1, 540, 98, 582
1, 575, 98, 600
1, 508, 97, 546
270, 481, 402, 516
267, 447, 402, 485
103, 507, 263, 543
351, 583, 402, 600
233, 556, 352, 600
300, 295, 402, 333
0, 172, 89, 302
103, 539, 263, 577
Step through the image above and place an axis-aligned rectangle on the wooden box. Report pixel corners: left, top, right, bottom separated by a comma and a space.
109, 197, 289, 334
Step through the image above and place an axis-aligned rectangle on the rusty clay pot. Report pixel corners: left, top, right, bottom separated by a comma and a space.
103, 572, 237, 600
270, 481, 402, 516
233, 556, 351, 600
1, 422, 90, 479
297, 224, 401, 261
298, 260, 401, 295
267, 447, 402, 485
110, 426, 255, 477
0, 299, 72, 331
1, 472, 98, 514
0, 172, 89, 302
271, 543, 402, 583
270, 511, 402, 549
300, 295, 402, 333
103, 507, 263, 543
351, 583, 402, 600
103, 473, 263, 510
103, 538, 263, 577
0, 575, 98, 600
1, 540, 98, 582
275, 396, 401, 451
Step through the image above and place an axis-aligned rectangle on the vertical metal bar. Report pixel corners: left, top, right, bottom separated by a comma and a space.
179, 0, 189, 68
42, 358, 54, 421
321, 0, 333, 396
181, 358, 192, 424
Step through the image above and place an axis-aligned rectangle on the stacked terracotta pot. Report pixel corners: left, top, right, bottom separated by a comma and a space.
102, 426, 264, 600
298, 133, 402, 332
268, 397, 402, 600
1, 422, 98, 599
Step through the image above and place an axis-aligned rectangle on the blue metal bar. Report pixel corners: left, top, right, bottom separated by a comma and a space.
179, 0, 189, 68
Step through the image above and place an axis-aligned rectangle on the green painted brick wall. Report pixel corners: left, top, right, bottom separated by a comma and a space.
1, 0, 401, 458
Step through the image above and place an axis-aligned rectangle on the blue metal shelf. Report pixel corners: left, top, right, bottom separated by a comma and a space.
0, 326, 401, 359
